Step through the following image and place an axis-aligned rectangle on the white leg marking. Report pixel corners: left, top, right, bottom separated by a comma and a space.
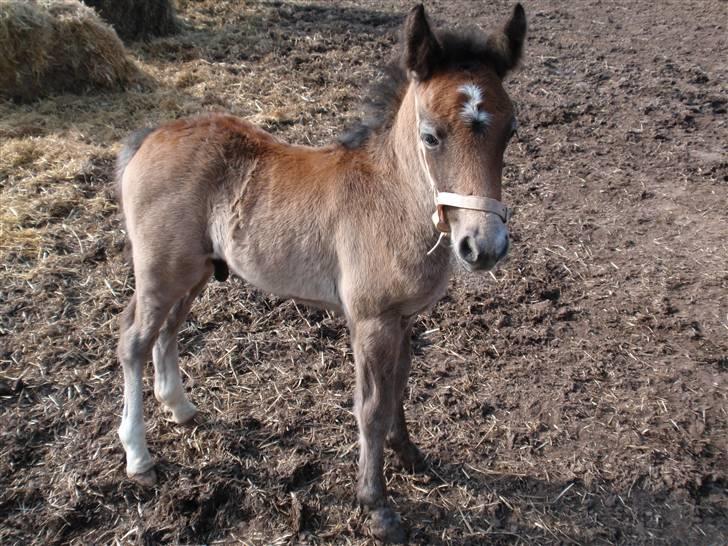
118, 361, 153, 475
153, 332, 198, 424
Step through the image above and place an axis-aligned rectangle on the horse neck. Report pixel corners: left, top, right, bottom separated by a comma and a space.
351, 84, 452, 279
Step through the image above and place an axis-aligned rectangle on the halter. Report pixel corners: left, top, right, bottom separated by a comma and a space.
413, 90, 513, 254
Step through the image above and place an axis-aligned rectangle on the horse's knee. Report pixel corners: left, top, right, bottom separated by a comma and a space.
117, 330, 142, 368
120, 328, 160, 371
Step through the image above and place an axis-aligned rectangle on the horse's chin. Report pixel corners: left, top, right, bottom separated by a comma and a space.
454, 254, 480, 273
454, 253, 506, 273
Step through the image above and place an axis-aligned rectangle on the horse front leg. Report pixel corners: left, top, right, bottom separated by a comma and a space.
387, 327, 426, 472
351, 314, 407, 543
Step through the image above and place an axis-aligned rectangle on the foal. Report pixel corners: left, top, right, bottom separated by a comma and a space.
116, 4, 526, 541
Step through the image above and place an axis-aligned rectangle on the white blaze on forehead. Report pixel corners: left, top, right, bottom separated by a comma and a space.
458, 83, 492, 126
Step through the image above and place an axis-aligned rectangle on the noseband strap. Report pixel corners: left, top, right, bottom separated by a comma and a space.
435, 192, 512, 229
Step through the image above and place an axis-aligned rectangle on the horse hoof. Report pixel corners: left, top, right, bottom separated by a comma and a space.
128, 467, 157, 487
395, 443, 427, 473
369, 507, 407, 544
170, 402, 198, 425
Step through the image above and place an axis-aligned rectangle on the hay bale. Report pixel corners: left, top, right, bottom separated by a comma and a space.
82, 0, 177, 42
0, 0, 146, 102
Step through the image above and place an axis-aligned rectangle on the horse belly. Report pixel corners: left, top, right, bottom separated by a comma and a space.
226, 244, 342, 312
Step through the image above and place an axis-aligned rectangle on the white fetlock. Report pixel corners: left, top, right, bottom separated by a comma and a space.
168, 399, 198, 424
119, 425, 154, 476
128, 466, 157, 487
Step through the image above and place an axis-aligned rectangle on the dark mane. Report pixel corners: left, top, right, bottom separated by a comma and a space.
339, 28, 517, 150
338, 62, 407, 149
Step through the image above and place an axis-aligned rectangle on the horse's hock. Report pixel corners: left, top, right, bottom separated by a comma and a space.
0, 0, 147, 103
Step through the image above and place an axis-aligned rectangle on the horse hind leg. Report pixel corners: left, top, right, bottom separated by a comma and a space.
153, 270, 211, 424
117, 254, 211, 485
117, 289, 176, 486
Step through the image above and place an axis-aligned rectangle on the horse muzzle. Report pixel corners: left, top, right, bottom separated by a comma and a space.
430, 192, 511, 270
451, 211, 509, 271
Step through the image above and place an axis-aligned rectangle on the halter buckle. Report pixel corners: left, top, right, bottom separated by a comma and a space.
433, 204, 450, 233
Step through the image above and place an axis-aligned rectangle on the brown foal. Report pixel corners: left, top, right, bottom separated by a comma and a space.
115, 4, 526, 542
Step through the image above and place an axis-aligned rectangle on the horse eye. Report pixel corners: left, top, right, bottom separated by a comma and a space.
422, 133, 440, 148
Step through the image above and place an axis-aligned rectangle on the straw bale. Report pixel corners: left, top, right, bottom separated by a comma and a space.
82, 0, 177, 42
0, 0, 146, 102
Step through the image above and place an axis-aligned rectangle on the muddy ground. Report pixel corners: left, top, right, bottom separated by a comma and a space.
1, 0, 726, 544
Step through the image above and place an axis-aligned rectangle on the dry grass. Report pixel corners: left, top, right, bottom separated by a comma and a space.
0, 0, 146, 102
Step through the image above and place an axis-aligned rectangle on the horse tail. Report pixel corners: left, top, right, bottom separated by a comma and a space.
115, 127, 156, 266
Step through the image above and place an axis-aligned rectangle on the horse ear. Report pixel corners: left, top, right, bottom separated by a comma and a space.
402, 4, 442, 81
488, 3, 527, 77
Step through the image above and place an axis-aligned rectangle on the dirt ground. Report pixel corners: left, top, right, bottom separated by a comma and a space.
1, 0, 726, 544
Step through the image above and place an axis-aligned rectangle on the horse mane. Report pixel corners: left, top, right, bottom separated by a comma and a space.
338, 28, 515, 149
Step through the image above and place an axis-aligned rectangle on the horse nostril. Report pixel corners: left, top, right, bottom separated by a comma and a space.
458, 236, 480, 264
